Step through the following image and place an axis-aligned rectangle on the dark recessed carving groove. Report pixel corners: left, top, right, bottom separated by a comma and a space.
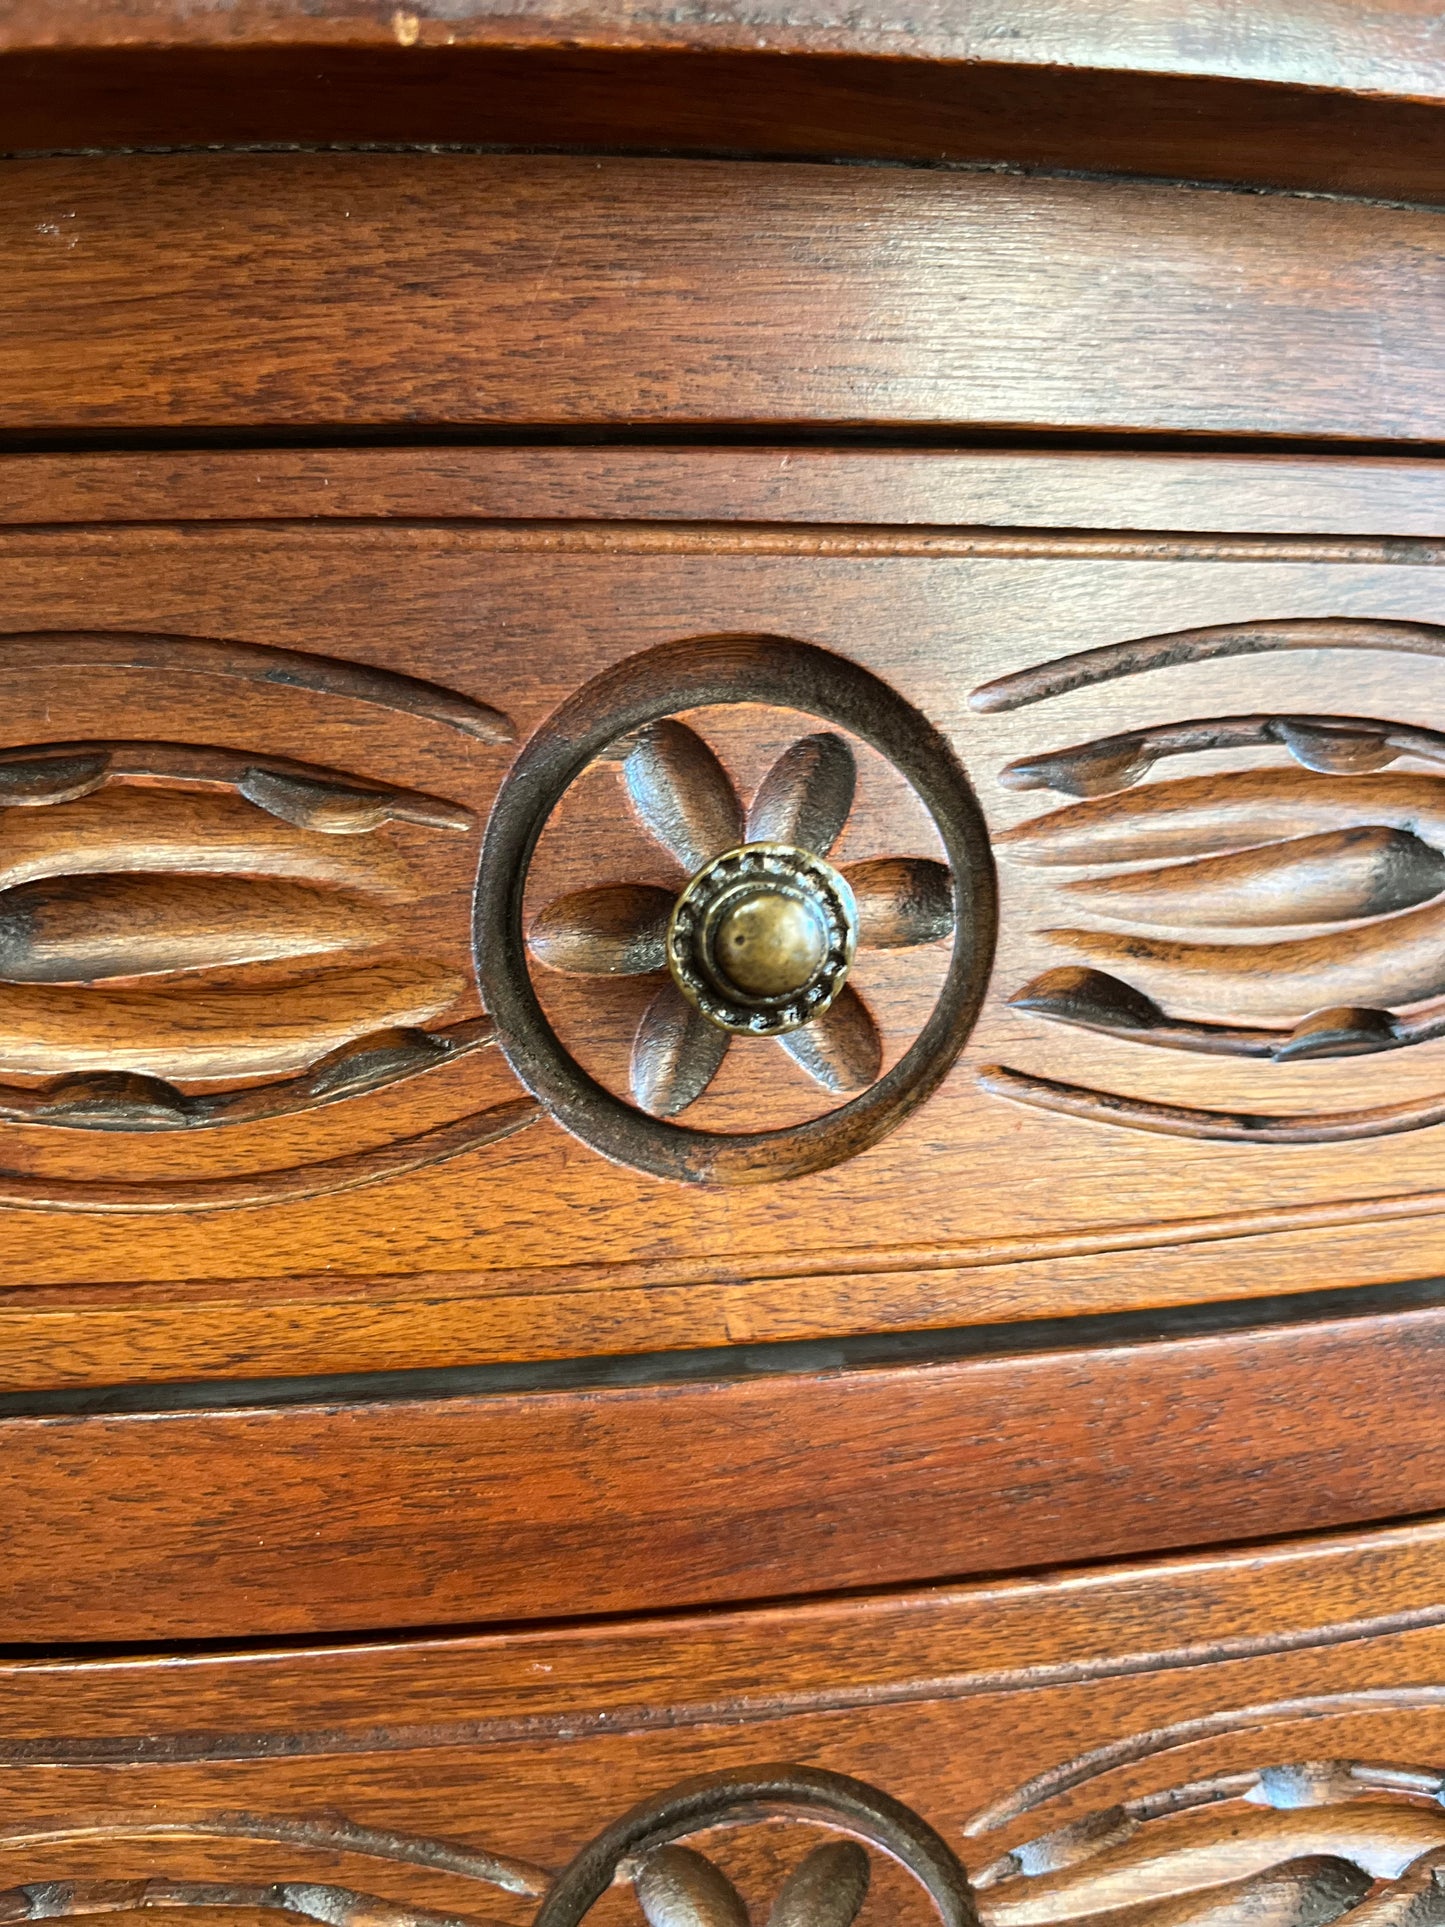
998, 771, 1445, 869
0, 1814, 548, 1899
1059, 828, 1445, 929
978, 1064, 1445, 1143
970, 618, 1445, 714
1006, 968, 1445, 1061
0, 632, 513, 743
1041, 897, 1445, 1022
0, 875, 390, 984
0, 1876, 476, 1927
0, 741, 472, 834
0, 1096, 540, 1212
0, 959, 466, 1079
0, 1018, 495, 1132
999, 713, 1445, 799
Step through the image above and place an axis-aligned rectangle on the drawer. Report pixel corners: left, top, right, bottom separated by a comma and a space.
1, 449, 1445, 1388
5, 1516, 1445, 1927
5, 1284, 1445, 1642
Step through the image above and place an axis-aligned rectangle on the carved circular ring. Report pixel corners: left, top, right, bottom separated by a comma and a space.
669, 842, 858, 1035
475, 636, 997, 1186
531, 1764, 980, 1927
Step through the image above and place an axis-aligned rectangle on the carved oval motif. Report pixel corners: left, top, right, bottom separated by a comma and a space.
975, 617, 1445, 1144
0, 631, 537, 1212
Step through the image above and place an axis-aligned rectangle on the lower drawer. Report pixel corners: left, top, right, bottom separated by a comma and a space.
6, 1289, 1445, 1641
5, 1517, 1445, 1927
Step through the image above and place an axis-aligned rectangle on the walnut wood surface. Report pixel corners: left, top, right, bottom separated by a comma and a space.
9, 451, 1445, 536
8, 489, 1445, 1372
6, 157, 1445, 438
6, 1518, 1445, 1922
6, 1300, 1445, 1640
7, 472, 1445, 1388
4, 0, 1433, 79
4, 5, 1445, 200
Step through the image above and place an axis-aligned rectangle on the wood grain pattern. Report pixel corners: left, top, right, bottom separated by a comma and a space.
6, 1299, 1445, 1640
6, 8, 1445, 200
7, 451, 1445, 537
6, 157, 1445, 438
8, 460, 1445, 1372
6, 1520, 1445, 1926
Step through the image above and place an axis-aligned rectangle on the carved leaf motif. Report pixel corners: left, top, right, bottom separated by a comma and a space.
237, 768, 471, 835
1042, 896, 1445, 1024
0, 876, 389, 985
766, 1843, 870, 1927
1008, 1856, 1373, 1927
778, 985, 882, 1093
1275, 720, 1402, 775
996, 773, 1445, 868
845, 857, 955, 947
636, 1849, 750, 1927
1060, 828, 1445, 929
529, 884, 676, 976
746, 733, 856, 855
0, 749, 110, 806
625, 722, 743, 873
979, 1806, 1445, 1926
631, 982, 731, 1116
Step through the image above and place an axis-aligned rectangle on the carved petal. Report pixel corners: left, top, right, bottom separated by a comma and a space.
844, 857, 954, 948
636, 1848, 750, 1927
632, 981, 731, 1115
528, 884, 675, 975
625, 722, 743, 872
777, 985, 882, 1093
766, 1843, 871, 1927
747, 733, 856, 854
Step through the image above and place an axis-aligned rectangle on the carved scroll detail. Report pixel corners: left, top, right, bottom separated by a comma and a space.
0, 1097, 540, 1213
0, 633, 513, 743
12, 1753, 1445, 1927
0, 742, 472, 833
0, 1771, 974, 1927
970, 618, 1445, 714
977, 1065, 1445, 1144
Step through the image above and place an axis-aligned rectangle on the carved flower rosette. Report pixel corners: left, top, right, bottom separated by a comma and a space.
525, 718, 955, 1122
473, 636, 997, 1186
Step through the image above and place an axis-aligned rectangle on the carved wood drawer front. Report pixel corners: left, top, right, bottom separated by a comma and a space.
2, 448, 1445, 1393
6, 1517, 1445, 1927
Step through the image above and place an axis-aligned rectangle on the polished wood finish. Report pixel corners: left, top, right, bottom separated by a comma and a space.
6, 3, 1445, 202
5, 19, 1445, 1895
7, 1297, 1445, 1641
4, 1518, 1445, 1918
9, 450, 1445, 534
7, 451, 1445, 1390
6, 156, 1445, 439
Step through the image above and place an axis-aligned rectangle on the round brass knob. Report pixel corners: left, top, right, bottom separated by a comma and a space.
666, 842, 858, 1035
712, 889, 829, 999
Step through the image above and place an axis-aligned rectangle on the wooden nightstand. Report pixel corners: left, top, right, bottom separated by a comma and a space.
4, 12, 1445, 1923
